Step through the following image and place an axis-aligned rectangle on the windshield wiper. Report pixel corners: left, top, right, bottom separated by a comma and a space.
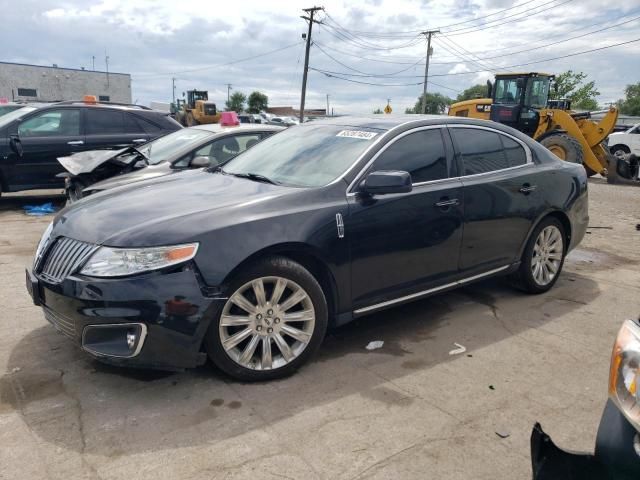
227, 172, 279, 185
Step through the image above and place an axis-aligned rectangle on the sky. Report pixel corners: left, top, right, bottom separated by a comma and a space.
1, 0, 639, 114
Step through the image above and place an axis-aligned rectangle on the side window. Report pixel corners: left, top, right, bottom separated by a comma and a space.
500, 135, 527, 167
372, 129, 448, 183
132, 116, 162, 134
123, 114, 145, 133
18, 109, 80, 137
451, 128, 510, 175
86, 109, 125, 134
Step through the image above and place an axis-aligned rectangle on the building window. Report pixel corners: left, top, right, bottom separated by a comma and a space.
99, 95, 110, 102
17, 88, 37, 97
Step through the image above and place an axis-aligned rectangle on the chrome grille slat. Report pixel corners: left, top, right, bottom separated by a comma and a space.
43, 307, 76, 338
36, 237, 97, 284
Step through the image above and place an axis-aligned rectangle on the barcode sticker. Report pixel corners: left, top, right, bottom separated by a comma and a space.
336, 130, 378, 140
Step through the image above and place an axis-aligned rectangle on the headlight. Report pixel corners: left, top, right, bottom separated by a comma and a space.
34, 221, 54, 264
609, 319, 640, 430
80, 243, 198, 277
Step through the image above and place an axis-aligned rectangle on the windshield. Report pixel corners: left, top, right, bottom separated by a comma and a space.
138, 128, 212, 165
494, 78, 523, 105
525, 77, 551, 109
222, 124, 383, 187
0, 106, 38, 128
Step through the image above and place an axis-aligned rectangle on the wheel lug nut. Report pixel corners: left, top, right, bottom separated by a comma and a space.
267, 327, 273, 334
256, 314, 263, 320
267, 309, 273, 315
256, 325, 262, 331
274, 318, 280, 324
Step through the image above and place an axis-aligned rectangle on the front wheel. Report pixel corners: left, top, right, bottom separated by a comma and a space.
509, 217, 566, 294
205, 257, 328, 381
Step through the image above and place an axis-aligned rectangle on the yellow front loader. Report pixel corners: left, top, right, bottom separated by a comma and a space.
448, 73, 620, 180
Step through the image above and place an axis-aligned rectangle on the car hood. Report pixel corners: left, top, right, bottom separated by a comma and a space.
53, 170, 294, 246
86, 163, 173, 192
58, 147, 138, 176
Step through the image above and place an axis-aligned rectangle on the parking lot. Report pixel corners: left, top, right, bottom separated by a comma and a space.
0, 179, 638, 479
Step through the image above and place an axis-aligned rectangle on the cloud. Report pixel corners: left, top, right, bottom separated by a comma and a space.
1, 0, 638, 112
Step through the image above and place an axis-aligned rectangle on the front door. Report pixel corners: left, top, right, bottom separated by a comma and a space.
11, 108, 83, 188
348, 127, 464, 311
448, 126, 538, 275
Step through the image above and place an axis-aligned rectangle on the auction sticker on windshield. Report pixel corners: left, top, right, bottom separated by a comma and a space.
336, 130, 378, 140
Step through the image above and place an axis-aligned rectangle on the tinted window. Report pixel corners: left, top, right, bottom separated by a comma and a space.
501, 135, 527, 166
17, 88, 37, 97
372, 129, 447, 183
86, 109, 125, 134
124, 114, 144, 133
194, 134, 263, 166
18, 109, 80, 137
134, 116, 162, 133
99, 95, 110, 101
452, 129, 510, 175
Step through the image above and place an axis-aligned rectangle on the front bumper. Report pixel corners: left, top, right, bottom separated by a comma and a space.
26, 265, 225, 370
532, 400, 640, 480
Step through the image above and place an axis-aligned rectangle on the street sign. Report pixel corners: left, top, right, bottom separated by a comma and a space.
384, 104, 392, 114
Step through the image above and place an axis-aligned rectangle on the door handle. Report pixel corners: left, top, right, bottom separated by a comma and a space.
132, 138, 147, 143
519, 184, 537, 194
67, 140, 84, 146
434, 198, 460, 208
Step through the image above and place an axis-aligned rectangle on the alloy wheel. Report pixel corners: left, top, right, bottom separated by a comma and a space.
219, 276, 316, 371
531, 225, 563, 286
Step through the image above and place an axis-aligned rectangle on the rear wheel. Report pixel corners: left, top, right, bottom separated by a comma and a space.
205, 256, 328, 381
540, 133, 584, 165
509, 217, 566, 294
610, 144, 630, 159
186, 112, 197, 127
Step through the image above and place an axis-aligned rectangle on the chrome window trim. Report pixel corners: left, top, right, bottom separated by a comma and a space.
81, 322, 148, 358
353, 264, 510, 315
446, 124, 534, 175
346, 125, 446, 195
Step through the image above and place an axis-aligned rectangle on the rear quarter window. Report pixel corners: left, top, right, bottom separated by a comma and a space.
451, 128, 510, 175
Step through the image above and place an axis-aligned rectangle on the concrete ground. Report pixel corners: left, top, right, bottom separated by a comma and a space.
0, 180, 638, 480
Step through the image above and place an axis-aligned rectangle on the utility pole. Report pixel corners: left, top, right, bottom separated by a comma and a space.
172, 77, 176, 103
226, 83, 232, 104
326, 94, 329, 116
92, 55, 95, 71
299, 6, 323, 123
420, 29, 439, 114
105, 53, 110, 88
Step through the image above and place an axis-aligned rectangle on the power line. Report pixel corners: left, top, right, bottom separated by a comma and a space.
434, 36, 498, 72
314, 42, 423, 76
131, 42, 302, 78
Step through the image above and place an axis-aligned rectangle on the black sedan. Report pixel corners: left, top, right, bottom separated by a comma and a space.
26, 116, 588, 381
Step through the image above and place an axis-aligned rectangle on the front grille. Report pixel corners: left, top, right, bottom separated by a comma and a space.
37, 237, 98, 283
43, 307, 76, 338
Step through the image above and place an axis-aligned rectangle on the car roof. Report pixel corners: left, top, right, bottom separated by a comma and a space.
305, 114, 500, 131
190, 124, 285, 133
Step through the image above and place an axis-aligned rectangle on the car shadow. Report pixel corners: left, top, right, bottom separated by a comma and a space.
0, 272, 600, 457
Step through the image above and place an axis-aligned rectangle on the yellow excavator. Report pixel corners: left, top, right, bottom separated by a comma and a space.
448, 72, 622, 182
173, 90, 220, 126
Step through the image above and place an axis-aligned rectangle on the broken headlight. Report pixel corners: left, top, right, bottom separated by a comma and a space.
610, 319, 640, 431
80, 243, 198, 277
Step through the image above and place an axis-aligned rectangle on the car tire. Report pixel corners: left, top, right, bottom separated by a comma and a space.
610, 144, 630, 159
205, 256, 328, 381
509, 217, 566, 294
540, 133, 584, 166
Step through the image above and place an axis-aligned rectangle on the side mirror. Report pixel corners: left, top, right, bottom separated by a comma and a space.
359, 170, 412, 195
9, 135, 23, 157
190, 156, 212, 168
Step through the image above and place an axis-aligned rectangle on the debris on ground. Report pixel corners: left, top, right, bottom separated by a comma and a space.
495, 431, 511, 439
11, 367, 21, 374
489, 385, 495, 390
449, 342, 467, 355
365, 340, 384, 351
23, 203, 57, 216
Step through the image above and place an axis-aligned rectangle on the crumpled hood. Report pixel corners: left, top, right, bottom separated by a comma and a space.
86, 162, 172, 192
57, 147, 137, 176
53, 169, 292, 246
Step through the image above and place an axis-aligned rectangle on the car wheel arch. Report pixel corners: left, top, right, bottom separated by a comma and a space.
518, 210, 572, 259
219, 243, 340, 321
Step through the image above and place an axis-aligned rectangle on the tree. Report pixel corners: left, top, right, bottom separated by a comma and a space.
247, 91, 268, 113
373, 108, 383, 114
457, 84, 489, 102
617, 82, 640, 116
550, 70, 600, 110
405, 92, 452, 114
225, 91, 246, 113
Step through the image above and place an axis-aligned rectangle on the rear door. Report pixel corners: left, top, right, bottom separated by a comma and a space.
348, 127, 464, 311
449, 125, 539, 276
11, 108, 83, 188
84, 109, 150, 150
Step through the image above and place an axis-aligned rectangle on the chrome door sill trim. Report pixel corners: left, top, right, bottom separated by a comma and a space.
353, 264, 511, 315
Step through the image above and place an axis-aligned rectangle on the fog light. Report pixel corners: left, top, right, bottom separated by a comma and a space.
127, 331, 137, 349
